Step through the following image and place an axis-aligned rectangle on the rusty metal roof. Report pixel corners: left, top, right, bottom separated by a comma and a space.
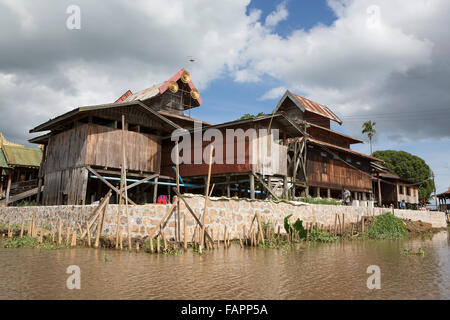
1, 145, 42, 168
292, 94, 342, 124
273, 91, 342, 124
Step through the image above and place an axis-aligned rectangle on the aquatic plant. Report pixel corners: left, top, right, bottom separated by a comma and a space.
308, 228, 338, 243
103, 253, 110, 262
283, 215, 307, 239
368, 213, 407, 239
2, 236, 67, 250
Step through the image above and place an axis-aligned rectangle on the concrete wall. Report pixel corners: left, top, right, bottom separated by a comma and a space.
0, 195, 447, 240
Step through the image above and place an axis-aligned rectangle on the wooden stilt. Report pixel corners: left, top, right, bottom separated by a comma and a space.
150, 237, 154, 253
20, 219, 24, 237
70, 231, 77, 247
58, 219, 62, 245
156, 235, 160, 253
86, 221, 91, 247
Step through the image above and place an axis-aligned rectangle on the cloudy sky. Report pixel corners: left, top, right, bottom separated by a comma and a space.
0, 0, 449, 194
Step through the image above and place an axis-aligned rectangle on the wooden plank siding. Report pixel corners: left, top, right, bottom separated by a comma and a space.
42, 123, 161, 205
85, 124, 161, 173
306, 147, 372, 192
160, 123, 288, 178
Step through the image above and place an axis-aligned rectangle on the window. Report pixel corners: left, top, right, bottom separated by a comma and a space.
320, 152, 327, 157
355, 161, 361, 166
407, 187, 411, 196
346, 157, 351, 163
399, 185, 403, 194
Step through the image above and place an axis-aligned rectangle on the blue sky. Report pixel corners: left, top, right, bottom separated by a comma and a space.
0, 0, 449, 197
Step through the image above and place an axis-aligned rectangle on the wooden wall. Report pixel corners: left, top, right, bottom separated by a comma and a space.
42, 123, 161, 205
160, 123, 288, 178
306, 147, 372, 192
85, 124, 161, 173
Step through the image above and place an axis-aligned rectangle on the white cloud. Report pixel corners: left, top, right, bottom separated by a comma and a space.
0, 0, 449, 147
265, 2, 288, 27
259, 86, 286, 100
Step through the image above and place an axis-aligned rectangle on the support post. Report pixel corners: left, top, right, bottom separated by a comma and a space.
249, 173, 255, 200
226, 174, 230, 198
377, 173, 382, 207
327, 188, 331, 199
5, 170, 12, 205
283, 176, 288, 200
153, 176, 159, 203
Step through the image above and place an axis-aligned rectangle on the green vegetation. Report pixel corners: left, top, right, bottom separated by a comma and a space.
372, 150, 434, 203
362, 120, 376, 155
2, 236, 68, 250
239, 112, 265, 120
403, 248, 425, 256
283, 214, 307, 239
309, 228, 338, 243
16, 200, 37, 207
296, 196, 342, 205
368, 212, 407, 239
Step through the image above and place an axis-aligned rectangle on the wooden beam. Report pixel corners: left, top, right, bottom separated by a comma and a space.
152, 198, 179, 238
152, 176, 159, 203
126, 174, 158, 191
172, 188, 214, 246
86, 166, 136, 205
252, 173, 279, 201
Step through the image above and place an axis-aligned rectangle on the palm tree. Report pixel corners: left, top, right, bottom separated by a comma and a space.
362, 121, 376, 155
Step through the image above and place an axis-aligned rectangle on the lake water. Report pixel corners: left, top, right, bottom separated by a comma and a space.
0, 230, 448, 299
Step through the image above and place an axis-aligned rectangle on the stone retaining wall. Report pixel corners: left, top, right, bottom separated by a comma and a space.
0, 195, 447, 240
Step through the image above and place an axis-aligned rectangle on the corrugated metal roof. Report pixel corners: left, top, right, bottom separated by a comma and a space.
0, 148, 9, 168
292, 94, 342, 124
1, 145, 42, 168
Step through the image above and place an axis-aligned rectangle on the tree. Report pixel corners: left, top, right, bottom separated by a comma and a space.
362, 120, 376, 155
239, 112, 265, 120
372, 150, 435, 203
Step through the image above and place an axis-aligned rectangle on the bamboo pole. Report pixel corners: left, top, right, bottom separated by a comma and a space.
334, 214, 338, 236
255, 212, 265, 245
70, 231, 77, 247
77, 223, 83, 237
223, 226, 227, 248
65, 227, 70, 243
150, 237, 154, 253
136, 242, 140, 252
176, 141, 181, 243
58, 219, 62, 245
20, 218, 24, 237
120, 233, 123, 250
361, 216, 365, 233
183, 213, 188, 251
342, 214, 345, 236
94, 203, 104, 248
86, 221, 91, 247
200, 146, 214, 253
156, 235, 160, 253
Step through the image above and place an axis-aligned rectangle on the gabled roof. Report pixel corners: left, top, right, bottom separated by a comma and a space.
273, 90, 342, 124
1, 145, 42, 168
0, 148, 9, 169
116, 68, 202, 108
29, 100, 181, 133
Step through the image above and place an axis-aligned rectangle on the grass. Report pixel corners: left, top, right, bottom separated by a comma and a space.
2, 236, 68, 250
368, 212, 408, 239
309, 228, 338, 243
295, 196, 342, 206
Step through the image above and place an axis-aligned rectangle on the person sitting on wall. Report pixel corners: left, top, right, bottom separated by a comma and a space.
400, 199, 406, 210
343, 189, 351, 206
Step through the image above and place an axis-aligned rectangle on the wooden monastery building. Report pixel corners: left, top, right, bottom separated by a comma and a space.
28, 68, 395, 206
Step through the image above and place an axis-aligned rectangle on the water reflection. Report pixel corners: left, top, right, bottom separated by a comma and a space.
0, 231, 448, 299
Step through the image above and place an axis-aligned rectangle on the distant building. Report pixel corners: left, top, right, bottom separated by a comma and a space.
0, 133, 42, 205
371, 163, 419, 209
437, 187, 450, 214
